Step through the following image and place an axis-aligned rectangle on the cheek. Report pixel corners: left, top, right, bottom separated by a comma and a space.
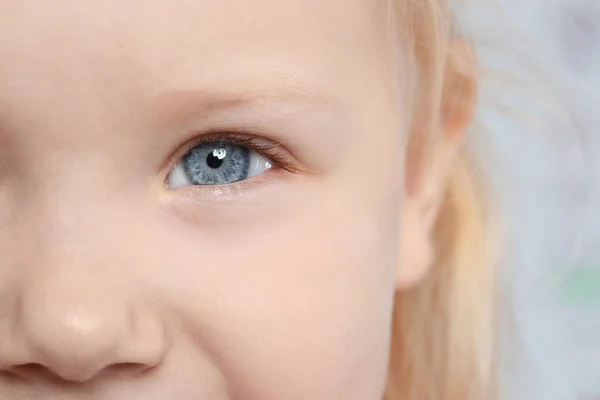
146, 195, 399, 399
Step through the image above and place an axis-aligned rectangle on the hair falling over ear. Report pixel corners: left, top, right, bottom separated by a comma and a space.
384, 1, 496, 399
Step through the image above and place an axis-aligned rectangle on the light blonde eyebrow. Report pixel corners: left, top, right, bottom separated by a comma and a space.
150, 78, 340, 126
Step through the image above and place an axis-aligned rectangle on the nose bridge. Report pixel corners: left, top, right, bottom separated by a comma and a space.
23, 152, 141, 266
37, 174, 116, 254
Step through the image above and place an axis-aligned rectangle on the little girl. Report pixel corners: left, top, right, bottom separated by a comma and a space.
0, 0, 494, 399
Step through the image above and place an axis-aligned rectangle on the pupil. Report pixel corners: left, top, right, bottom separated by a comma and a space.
206, 151, 224, 169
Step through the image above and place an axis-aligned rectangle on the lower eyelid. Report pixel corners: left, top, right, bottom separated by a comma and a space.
163, 168, 288, 207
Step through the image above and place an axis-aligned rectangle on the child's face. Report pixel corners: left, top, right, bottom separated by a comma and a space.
0, 1, 415, 399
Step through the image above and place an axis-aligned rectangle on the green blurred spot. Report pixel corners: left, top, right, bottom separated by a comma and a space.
560, 267, 600, 307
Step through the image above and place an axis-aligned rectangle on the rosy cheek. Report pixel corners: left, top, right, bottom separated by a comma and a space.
209, 219, 394, 398
146, 197, 396, 399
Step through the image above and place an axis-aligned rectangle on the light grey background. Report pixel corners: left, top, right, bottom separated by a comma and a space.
458, 1, 600, 399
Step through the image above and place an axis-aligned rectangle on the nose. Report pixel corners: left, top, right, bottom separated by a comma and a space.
0, 273, 167, 382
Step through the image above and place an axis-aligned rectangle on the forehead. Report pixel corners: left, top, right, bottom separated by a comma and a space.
0, 0, 390, 83
0, 0, 398, 136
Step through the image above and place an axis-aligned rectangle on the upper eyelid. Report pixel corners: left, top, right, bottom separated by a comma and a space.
151, 88, 343, 176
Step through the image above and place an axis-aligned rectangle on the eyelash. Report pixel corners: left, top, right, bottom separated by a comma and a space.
164, 131, 300, 184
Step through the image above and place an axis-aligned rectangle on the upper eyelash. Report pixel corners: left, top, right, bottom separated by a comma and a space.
165, 131, 301, 178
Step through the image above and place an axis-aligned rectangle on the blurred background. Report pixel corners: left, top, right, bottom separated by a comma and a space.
459, 1, 600, 399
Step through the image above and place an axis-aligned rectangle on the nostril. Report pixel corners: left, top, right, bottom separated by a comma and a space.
0, 367, 25, 382
9, 363, 56, 382
9, 361, 154, 383
109, 362, 156, 377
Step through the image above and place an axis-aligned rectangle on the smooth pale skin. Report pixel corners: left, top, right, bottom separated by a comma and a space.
0, 0, 475, 399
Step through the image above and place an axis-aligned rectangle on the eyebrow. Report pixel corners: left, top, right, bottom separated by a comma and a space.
151, 78, 341, 126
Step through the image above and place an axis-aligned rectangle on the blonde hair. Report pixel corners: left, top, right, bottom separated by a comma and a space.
385, 1, 496, 399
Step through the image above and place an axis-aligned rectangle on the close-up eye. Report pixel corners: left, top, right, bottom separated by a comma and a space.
166, 140, 273, 189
